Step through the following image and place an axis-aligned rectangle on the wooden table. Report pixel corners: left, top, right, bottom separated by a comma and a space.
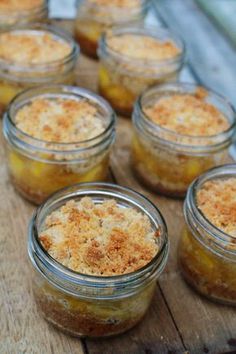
1, 1, 236, 353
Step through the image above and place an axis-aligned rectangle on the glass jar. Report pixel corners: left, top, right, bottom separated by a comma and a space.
75, 0, 149, 58
179, 164, 236, 305
0, 0, 48, 30
3, 85, 116, 205
98, 26, 185, 116
28, 182, 169, 337
0, 24, 79, 115
131, 83, 236, 197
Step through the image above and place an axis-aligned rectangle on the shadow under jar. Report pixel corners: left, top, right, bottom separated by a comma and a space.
131, 83, 236, 198
98, 26, 185, 116
0, 23, 79, 115
179, 164, 236, 305
0, 0, 48, 30
75, 0, 149, 58
3, 85, 116, 205
28, 182, 169, 337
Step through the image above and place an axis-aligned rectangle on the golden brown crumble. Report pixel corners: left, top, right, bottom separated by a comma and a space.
197, 178, 236, 236
39, 197, 159, 275
0, 30, 71, 65
0, 0, 43, 11
144, 88, 229, 136
15, 97, 106, 143
107, 34, 180, 61
89, 0, 141, 8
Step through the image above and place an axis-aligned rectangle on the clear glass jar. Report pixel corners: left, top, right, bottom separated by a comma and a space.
131, 83, 236, 197
75, 0, 149, 58
0, 24, 79, 115
0, 0, 48, 30
28, 182, 169, 337
3, 85, 116, 205
98, 26, 185, 116
179, 164, 236, 305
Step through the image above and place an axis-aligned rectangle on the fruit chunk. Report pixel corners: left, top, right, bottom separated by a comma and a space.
0, 82, 22, 105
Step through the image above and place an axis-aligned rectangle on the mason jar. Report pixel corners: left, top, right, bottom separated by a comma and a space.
3, 85, 116, 204
179, 164, 236, 305
0, 0, 48, 30
0, 24, 79, 114
98, 26, 185, 116
75, 0, 149, 58
28, 182, 169, 337
131, 83, 236, 197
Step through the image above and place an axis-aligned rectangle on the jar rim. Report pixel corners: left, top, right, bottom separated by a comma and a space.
3, 85, 116, 155
134, 82, 236, 152
98, 25, 185, 68
76, 0, 148, 14
28, 182, 169, 296
0, 23, 79, 73
185, 164, 236, 252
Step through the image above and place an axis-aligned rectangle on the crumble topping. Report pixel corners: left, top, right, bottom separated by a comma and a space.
39, 197, 159, 276
0, 0, 43, 11
144, 88, 229, 136
0, 30, 71, 65
107, 34, 180, 61
89, 0, 141, 8
197, 178, 236, 237
15, 97, 106, 143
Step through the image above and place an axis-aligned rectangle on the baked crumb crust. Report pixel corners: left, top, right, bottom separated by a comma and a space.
107, 34, 180, 61
0, 0, 43, 11
88, 0, 141, 8
39, 197, 159, 276
15, 97, 106, 143
144, 88, 229, 136
197, 178, 236, 236
0, 31, 71, 65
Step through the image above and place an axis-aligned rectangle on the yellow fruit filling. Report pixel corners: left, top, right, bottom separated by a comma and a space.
131, 135, 225, 197
179, 228, 236, 303
8, 149, 109, 204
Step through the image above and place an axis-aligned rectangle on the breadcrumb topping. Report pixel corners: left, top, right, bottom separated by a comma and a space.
197, 178, 236, 237
107, 34, 180, 61
89, 0, 141, 8
39, 197, 159, 276
15, 97, 106, 143
0, 0, 43, 11
144, 88, 229, 136
0, 30, 71, 65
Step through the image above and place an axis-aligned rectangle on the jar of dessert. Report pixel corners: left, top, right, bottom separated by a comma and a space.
28, 182, 169, 337
0, 24, 79, 114
98, 26, 185, 116
75, 0, 149, 58
3, 85, 116, 204
131, 83, 236, 197
179, 164, 236, 305
0, 0, 48, 30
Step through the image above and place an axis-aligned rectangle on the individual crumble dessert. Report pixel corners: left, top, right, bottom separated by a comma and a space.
0, 26, 78, 114
131, 85, 234, 197
4, 89, 115, 204
98, 28, 184, 116
179, 175, 236, 305
75, 0, 147, 58
0, 0, 48, 30
31, 192, 164, 337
